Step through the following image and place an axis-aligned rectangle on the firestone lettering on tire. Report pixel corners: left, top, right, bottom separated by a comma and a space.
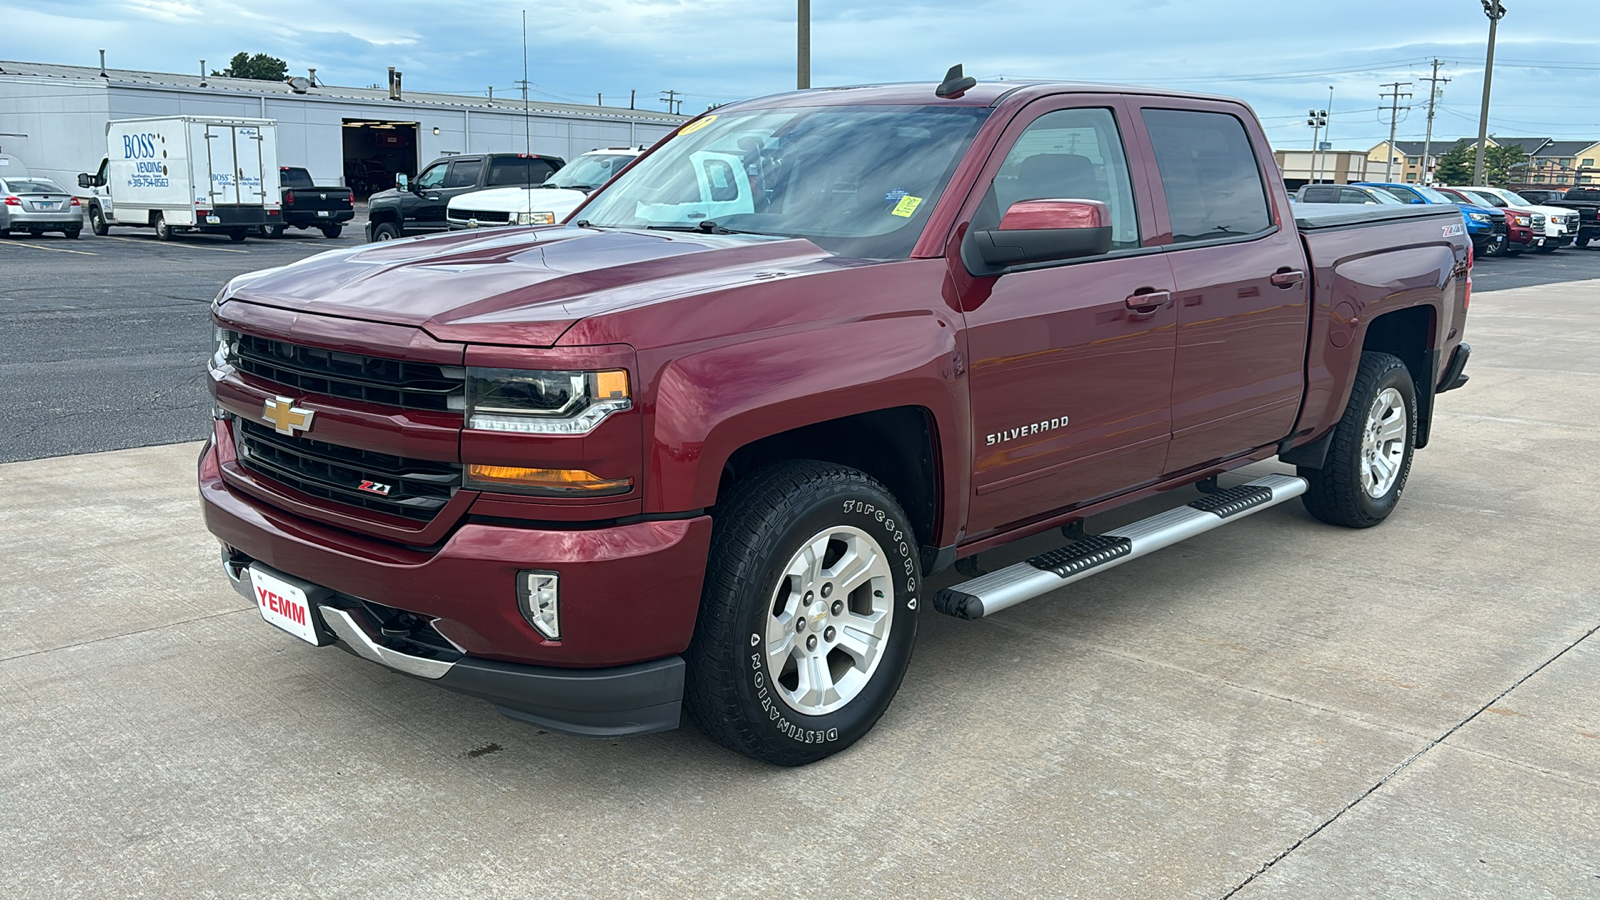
843, 500, 917, 590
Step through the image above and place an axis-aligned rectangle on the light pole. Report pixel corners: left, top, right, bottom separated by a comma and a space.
797, 0, 810, 90
1318, 85, 1333, 182
1473, 0, 1507, 185
1307, 108, 1326, 184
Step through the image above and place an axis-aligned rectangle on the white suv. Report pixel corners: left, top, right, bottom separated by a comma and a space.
447, 148, 645, 230
1457, 185, 1580, 252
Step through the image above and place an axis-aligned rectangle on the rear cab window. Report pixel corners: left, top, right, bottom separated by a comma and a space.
487, 157, 557, 186
1140, 108, 1272, 243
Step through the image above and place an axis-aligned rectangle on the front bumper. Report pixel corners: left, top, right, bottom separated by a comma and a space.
222, 558, 685, 735
199, 428, 713, 736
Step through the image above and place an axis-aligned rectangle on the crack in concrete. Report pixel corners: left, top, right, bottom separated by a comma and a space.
0, 606, 252, 666
1218, 618, 1600, 899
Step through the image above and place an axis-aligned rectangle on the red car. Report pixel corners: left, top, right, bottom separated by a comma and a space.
1436, 186, 1538, 254
202, 72, 1473, 764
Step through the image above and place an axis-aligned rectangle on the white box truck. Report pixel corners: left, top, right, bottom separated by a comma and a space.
77, 116, 281, 241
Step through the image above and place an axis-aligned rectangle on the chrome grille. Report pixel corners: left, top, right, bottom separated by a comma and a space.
235, 419, 460, 522
232, 333, 464, 412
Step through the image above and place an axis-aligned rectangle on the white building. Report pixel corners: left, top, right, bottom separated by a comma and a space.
0, 59, 688, 196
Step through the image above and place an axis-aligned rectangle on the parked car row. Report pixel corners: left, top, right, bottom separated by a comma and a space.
1292, 182, 1589, 259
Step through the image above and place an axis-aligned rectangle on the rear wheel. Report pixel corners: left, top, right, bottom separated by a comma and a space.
1300, 352, 1417, 528
228, 228, 248, 242
63, 228, 80, 239
320, 223, 343, 239
154, 214, 173, 241
686, 460, 921, 766
90, 205, 109, 236
371, 221, 401, 241
1577, 235, 1592, 248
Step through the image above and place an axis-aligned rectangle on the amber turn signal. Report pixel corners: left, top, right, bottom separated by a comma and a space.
466, 464, 633, 496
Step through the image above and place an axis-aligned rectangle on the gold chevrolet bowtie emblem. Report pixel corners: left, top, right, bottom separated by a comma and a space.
262, 396, 314, 436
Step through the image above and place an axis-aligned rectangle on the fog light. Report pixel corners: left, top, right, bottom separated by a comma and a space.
518, 571, 560, 639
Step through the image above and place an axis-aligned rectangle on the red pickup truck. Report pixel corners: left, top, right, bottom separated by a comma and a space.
201, 72, 1472, 765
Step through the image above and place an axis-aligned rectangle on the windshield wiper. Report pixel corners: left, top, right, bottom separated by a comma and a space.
645, 221, 754, 235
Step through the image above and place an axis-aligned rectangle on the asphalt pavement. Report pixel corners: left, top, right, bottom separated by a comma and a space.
1, 223, 1598, 463
0, 268, 1597, 895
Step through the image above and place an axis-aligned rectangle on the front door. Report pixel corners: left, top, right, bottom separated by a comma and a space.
956, 99, 1177, 539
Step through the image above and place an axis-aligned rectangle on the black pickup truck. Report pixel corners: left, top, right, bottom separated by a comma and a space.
262, 167, 354, 239
1551, 188, 1600, 247
365, 153, 564, 241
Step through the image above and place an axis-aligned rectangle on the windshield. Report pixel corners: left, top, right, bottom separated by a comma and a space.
546, 153, 635, 191
1497, 189, 1534, 206
577, 104, 993, 258
3, 178, 65, 194
1410, 185, 1454, 204
1462, 190, 1507, 208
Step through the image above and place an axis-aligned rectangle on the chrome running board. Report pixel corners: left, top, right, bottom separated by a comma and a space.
933, 474, 1308, 620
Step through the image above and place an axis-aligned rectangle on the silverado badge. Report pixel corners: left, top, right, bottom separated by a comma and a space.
262, 396, 315, 436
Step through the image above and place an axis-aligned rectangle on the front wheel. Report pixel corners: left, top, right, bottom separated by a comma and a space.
1300, 352, 1417, 528
1480, 234, 1506, 257
259, 224, 284, 238
686, 461, 922, 766
90, 206, 109, 236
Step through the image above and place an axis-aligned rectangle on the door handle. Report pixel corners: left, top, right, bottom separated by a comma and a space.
1125, 289, 1172, 311
1270, 269, 1305, 288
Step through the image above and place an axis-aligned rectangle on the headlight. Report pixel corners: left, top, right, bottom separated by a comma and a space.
515, 211, 556, 225
1468, 213, 1490, 223
465, 368, 631, 434
1513, 215, 1529, 226
211, 325, 236, 370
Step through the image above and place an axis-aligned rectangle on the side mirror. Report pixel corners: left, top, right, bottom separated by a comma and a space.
78, 173, 95, 188
967, 199, 1113, 273
395, 173, 409, 192
1411, 198, 1425, 204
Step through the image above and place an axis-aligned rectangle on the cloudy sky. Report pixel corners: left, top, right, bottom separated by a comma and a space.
4, 0, 1599, 149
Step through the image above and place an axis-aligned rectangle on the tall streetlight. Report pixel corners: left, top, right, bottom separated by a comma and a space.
797, 0, 811, 90
1307, 108, 1327, 184
1473, 0, 1507, 185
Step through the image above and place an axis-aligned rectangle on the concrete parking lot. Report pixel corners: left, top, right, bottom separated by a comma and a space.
1, 247, 1598, 897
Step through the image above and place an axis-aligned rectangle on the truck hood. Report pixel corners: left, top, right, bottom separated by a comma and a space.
221, 226, 837, 346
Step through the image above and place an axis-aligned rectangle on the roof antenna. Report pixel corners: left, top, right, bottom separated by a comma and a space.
936, 64, 976, 99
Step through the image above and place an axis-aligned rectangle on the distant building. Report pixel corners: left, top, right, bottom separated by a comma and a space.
1274, 149, 1374, 189
1368, 136, 1600, 189
0, 59, 688, 197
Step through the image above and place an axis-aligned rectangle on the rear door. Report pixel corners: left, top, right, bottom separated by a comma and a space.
205, 122, 241, 206
955, 96, 1177, 538
1126, 103, 1311, 474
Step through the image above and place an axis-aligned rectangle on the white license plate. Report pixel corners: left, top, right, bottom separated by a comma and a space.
36, 201, 57, 209
316, 210, 330, 217
249, 566, 322, 645
206, 215, 221, 224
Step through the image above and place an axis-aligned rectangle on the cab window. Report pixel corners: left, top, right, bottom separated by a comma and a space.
414, 163, 447, 191
445, 159, 484, 189
1141, 109, 1272, 243
975, 107, 1140, 251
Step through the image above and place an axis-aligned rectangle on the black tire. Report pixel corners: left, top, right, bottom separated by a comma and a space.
228, 228, 248, 242
1576, 235, 1592, 248
63, 229, 80, 239
154, 214, 173, 241
259, 224, 285, 238
1299, 352, 1417, 528
370, 221, 401, 241
320, 223, 343, 239
686, 460, 922, 766
90, 205, 109, 236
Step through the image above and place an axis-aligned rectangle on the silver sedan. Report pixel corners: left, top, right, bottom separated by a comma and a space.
1, 176, 84, 237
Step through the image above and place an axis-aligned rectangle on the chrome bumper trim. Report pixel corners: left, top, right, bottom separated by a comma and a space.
318, 605, 456, 680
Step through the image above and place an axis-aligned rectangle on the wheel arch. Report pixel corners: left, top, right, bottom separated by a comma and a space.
1360, 304, 1438, 448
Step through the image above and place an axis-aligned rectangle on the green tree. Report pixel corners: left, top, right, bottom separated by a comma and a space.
1432, 140, 1475, 185
213, 52, 288, 81
1484, 143, 1528, 187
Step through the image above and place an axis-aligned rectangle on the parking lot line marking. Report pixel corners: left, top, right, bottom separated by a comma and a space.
0, 240, 97, 256
99, 236, 250, 254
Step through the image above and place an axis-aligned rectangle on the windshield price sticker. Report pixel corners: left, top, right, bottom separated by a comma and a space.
891, 195, 923, 217
678, 115, 717, 136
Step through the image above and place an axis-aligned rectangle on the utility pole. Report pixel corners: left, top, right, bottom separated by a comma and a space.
1475, 1, 1508, 185
659, 90, 682, 115
1420, 58, 1450, 184
1306, 108, 1326, 184
798, 0, 811, 89
1380, 81, 1413, 182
